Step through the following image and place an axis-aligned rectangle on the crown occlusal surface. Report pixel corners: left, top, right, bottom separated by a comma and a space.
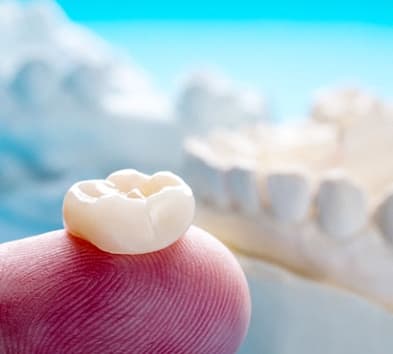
63, 169, 195, 254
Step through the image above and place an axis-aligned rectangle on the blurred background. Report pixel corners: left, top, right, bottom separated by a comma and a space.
1, 0, 392, 239
65, 0, 393, 118
1, 1, 393, 353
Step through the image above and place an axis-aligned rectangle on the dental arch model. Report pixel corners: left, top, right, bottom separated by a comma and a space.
63, 169, 195, 254
183, 86, 393, 311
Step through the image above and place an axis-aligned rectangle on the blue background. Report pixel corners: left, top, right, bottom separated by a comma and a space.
52, 0, 393, 119
56, 0, 393, 24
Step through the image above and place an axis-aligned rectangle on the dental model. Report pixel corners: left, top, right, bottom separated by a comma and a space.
183, 86, 393, 314
63, 169, 195, 254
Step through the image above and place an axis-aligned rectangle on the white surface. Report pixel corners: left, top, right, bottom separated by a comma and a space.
238, 254, 393, 354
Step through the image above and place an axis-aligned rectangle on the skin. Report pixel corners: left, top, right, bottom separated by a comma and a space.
0, 226, 251, 354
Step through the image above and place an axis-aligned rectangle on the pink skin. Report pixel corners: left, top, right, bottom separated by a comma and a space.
0, 226, 250, 353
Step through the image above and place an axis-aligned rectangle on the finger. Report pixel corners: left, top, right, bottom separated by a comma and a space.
0, 226, 250, 354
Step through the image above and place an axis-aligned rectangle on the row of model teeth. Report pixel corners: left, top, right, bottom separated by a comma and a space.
183, 147, 393, 242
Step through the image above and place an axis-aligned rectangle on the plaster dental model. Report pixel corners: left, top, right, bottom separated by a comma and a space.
0, 169, 250, 354
183, 87, 393, 353
0, 0, 175, 179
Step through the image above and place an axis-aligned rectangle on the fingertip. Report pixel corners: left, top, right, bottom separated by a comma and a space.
0, 227, 250, 353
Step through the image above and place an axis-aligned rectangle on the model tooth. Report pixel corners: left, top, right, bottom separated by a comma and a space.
183, 143, 230, 209
227, 164, 261, 214
266, 169, 312, 223
177, 71, 266, 133
183, 149, 208, 200
316, 173, 367, 238
311, 86, 382, 126
199, 160, 229, 209
375, 191, 393, 243
10, 58, 57, 106
63, 169, 195, 255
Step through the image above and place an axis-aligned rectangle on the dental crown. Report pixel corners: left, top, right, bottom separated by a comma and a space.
63, 169, 195, 254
